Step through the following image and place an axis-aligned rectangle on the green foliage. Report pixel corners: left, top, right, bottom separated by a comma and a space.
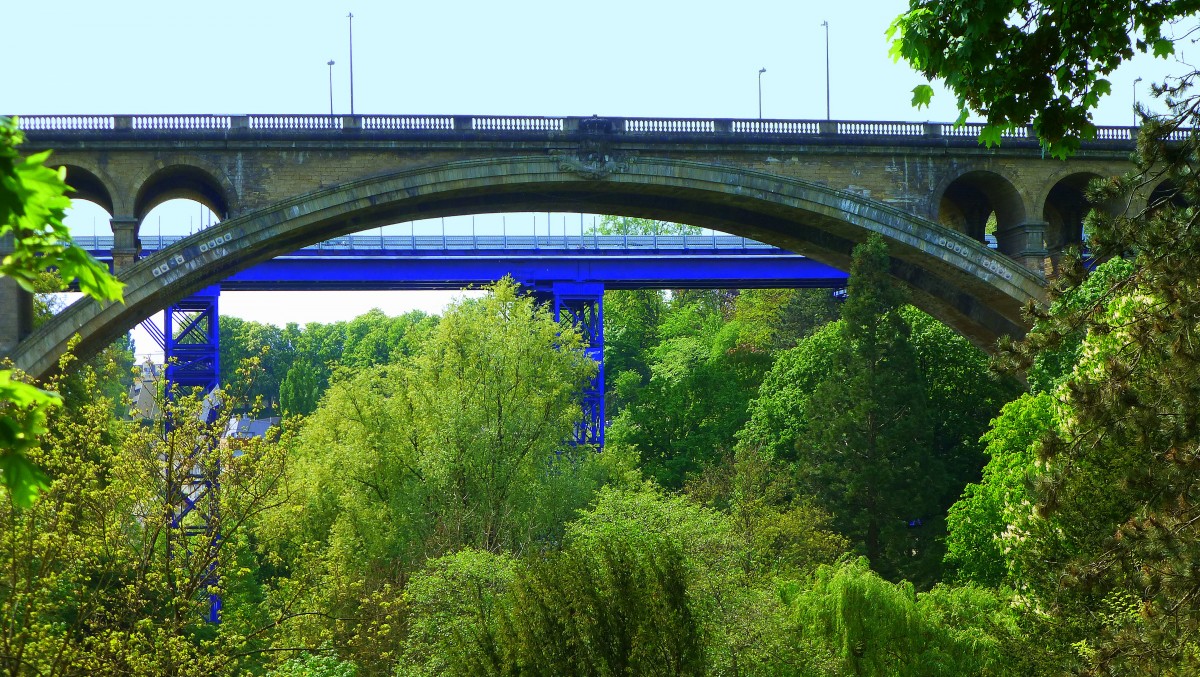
0, 353, 297, 675
221, 309, 438, 416
0, 370, 54, 507
888, 0, 1199, 157
729, 288, 841, 353
590, 214, 702, 236
260, 280, 636, 671
605, 286, 824, 488
947, 62, 1200, 667
501, 502, 706, 676
401, 549, 517, 676
607, 292, 765, 486
790, 557, 1045, 675
270, 652, 359, 676
739, 237, 1011, 585
805, 236, 939, 581
943, 392, 1055, 587
911, 83, 934, 109
0, 117, 123, 300
945, 258, 1132, 589
736, 320, 844, 462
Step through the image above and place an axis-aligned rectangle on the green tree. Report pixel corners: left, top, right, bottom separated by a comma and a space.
0, 355, 296, 675
739, 249, 1013, 586
0, 115, 123, 507
260, 280, 634, 672
590, 215, 702, 237
803, 235, 940, 581
728, 287, 841, 353
788, 557, 1049, 675
400, 549, 518, 676
895, 2, 1200, 669
606, 292, 772, 487
495, 486, 842, 675
219, 316, 295, 414
888, 0, 1197, 156
275, 310, 437, 416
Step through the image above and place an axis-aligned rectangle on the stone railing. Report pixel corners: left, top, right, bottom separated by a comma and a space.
14, 114, 1156, 143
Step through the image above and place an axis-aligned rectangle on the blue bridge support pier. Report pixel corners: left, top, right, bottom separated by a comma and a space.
159, 286, 223, 624
533, 282, 605, 447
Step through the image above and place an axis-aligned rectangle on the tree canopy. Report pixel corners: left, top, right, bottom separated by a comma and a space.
889, 0, 1200, 156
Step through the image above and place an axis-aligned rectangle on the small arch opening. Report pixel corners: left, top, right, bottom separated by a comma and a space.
937, 170, 1024, 256
55, 165, 115, 215
1043, 173, 1106, 252
135, 165, 229, 222
142, 198, 222, 248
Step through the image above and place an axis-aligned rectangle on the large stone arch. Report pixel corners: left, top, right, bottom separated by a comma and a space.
10, 156, 1046, 380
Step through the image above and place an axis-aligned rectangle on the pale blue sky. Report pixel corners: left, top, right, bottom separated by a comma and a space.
7, 0, 1183, 358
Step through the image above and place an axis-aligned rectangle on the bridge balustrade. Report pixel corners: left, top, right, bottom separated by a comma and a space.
17, 115, 115, 130
941, 122, 1031, 138
731, 120, 822, 134
132, 115, 230, 130
471, 116, 564, 131
15, 114, 1151, 145
362, 115, 454, 130
248, 115, 342, 130
625, 118, 717, 133
838, 121, 925, 136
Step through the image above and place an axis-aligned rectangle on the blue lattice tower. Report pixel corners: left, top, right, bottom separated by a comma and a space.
161, 285, 223, 623
535, 282, 605, 446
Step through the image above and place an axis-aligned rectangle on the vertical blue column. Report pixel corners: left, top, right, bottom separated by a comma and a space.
162, 285, 223, 623
539, 282, 605, 447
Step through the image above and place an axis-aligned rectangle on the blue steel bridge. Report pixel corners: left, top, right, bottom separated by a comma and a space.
75, 231, 847, 448
77, 232, 844, 291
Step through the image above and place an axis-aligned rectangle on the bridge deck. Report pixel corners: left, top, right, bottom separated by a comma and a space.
76, 234, 848, 291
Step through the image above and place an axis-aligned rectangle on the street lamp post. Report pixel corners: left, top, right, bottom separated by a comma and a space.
758, 67, 767, 119
822, 20, 831, 120
327, 60, 335, 117
1133, 77, 1143, 127
347, 12, 355, 115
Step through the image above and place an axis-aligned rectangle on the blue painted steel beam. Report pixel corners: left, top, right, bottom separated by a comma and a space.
176, 254, 847, 291
80, 234, 850, 291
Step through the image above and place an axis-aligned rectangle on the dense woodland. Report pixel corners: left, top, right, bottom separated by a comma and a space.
6, 0, 1200, 674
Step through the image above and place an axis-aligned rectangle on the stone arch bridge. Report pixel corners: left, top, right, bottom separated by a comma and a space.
4, 114, 1149, 380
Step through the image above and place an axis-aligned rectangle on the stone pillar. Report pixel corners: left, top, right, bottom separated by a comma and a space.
0, 234, 33, 358
111, 216, 141, 271
997, 220, 1048, 271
